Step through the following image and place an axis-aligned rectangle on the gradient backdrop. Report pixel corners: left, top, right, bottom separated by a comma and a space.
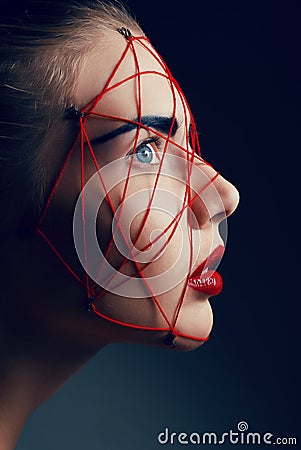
16, 1, 299, 449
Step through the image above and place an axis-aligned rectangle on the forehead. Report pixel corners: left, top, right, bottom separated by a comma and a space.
75, 31, 187, 133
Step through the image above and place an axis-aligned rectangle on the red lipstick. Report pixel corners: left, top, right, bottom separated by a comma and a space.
188, 245, 224, 296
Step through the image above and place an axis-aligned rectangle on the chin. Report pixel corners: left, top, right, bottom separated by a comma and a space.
171, 299, 214, 352
171, 336, 208, 352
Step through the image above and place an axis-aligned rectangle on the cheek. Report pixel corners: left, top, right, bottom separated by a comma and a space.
118, 176, 188, 260
96, 198, 132, 273
97, 204, 184, 273
96, 201, 113, 251
95, 171, 195, 277
129, 209, 187, 275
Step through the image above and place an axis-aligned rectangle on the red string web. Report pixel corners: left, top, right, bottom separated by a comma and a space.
36, 30, 220, 348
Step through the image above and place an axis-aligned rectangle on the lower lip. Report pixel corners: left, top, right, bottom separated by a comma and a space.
188, 270, 223, 296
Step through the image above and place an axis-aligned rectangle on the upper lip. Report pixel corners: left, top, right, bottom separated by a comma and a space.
189, 244, 225, 279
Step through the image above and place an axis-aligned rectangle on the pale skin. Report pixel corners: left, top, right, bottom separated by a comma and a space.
0, 29, 239, 449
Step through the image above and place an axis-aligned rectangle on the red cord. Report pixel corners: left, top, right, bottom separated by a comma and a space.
37, 35, 220, 345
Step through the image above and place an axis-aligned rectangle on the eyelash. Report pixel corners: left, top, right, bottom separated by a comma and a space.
125, 127, 200, 166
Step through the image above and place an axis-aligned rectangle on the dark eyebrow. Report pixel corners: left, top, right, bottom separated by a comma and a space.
89, 116, 178, 146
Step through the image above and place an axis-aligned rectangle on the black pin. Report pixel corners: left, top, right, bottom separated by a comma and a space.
117, 27, 133, 39
65, 105, 85, 120
164, 332, 176, 349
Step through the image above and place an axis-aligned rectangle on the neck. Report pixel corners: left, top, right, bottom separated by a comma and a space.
0, 234, 115, 449
0, 329, 102, 450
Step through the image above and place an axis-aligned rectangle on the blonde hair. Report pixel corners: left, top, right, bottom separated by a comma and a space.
0, 0, 142, 234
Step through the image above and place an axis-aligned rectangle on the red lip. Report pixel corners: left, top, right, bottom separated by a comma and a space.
190, 245, 225, 278
188, 245, 225, 296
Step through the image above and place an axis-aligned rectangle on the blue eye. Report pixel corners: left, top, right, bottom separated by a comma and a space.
127, 138, 161, 166
134, 142, 156, 164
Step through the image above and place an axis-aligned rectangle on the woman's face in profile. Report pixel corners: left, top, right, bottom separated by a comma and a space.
39, 31, 239, 351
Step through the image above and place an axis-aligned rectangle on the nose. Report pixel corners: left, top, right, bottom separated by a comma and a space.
189, 158, 240, 227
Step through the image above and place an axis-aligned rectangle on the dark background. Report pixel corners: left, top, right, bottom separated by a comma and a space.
16, 1, 300, 449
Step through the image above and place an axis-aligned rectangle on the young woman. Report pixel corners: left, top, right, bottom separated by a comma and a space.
0, 1, 239, 448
